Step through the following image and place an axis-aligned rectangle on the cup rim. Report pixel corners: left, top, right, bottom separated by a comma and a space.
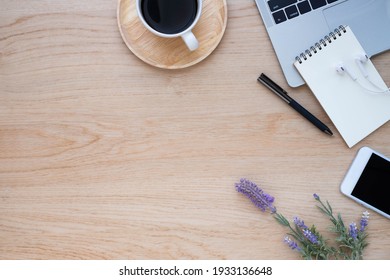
136, 0, 202, 38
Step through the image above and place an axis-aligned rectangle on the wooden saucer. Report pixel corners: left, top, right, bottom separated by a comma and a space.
117, 0, 228, 69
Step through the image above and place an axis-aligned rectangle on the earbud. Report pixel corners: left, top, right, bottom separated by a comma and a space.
355, 53, 369, 78
336, 63, 357, 81
335, 57, 389, 95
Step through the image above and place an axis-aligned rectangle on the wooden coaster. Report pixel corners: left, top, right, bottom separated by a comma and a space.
117, 0, 228, 69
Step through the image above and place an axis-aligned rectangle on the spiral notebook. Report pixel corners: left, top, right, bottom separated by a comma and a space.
294, 26, 390, 148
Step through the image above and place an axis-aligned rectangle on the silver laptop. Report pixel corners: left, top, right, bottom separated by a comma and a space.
255, 0, 390, 87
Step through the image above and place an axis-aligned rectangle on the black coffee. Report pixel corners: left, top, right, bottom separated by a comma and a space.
141, 0, 198, 34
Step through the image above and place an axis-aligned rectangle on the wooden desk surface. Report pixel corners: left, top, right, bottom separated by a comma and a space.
1, 0, 389, 259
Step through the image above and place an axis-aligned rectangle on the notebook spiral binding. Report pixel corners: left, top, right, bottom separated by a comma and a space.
295, 25, 347, 64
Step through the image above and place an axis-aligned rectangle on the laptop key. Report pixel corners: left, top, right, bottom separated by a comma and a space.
268, 0, 297, 12
310, 0, 327, 10
327, 0, 339, 3
297, 1, 312, 15
285, 5, 299, 19
272, 10, 287, 24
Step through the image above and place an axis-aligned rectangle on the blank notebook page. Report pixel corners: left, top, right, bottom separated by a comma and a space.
294, 26, 390, 147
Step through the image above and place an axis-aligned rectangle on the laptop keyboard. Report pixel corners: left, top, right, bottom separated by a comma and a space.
268, 0, 339, 24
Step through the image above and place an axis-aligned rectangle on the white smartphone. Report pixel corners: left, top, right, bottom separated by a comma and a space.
340, 146, 390, 219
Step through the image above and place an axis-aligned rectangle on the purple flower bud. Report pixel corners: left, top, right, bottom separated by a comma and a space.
303, 229, 319, 244
349, 222, 358, 240
360, 211, 369, 232
293, 217, 308, 229
284, 236, 301, 251
313, 194, 320, 200
235, 178, 276, 213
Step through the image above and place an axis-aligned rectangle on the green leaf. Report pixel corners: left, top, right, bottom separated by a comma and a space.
326, 200, 333, 214
273, 213, 290, 227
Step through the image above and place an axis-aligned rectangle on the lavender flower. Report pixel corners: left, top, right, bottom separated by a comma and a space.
360, 211, 369, 232
293, 217, 308, 229
303, 229, 319, 244
235, 178, 276, 213
349, 222, 358, 240
236, 180, 371, 259
284, 236, 301, 251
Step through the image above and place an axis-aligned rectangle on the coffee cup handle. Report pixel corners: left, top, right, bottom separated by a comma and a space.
181, 31, 199, 51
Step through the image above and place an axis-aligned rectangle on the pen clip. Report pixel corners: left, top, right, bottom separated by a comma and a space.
258, 73, 292, 103
258, 74, 287, 94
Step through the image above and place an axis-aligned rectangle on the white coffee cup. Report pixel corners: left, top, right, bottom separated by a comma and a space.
136, 0, 202, 51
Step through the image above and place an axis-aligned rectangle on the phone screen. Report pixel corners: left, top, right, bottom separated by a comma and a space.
351, 153, 390, 215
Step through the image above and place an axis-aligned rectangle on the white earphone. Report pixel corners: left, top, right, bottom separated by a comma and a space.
336, 63, 357, 81
335, 53, 389, 94
355, 53, 369, 78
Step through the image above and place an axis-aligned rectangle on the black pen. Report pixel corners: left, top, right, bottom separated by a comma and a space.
258, 73, 333, 136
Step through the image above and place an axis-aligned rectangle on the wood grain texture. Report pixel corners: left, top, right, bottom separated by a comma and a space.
118, 0, 228, 69
0, 0, 389, 260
